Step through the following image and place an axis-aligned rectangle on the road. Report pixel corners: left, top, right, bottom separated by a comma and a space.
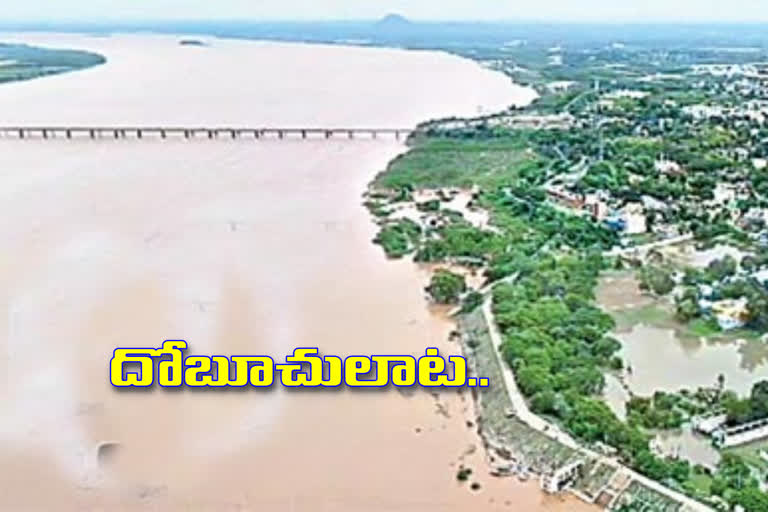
606, 234, 694, 258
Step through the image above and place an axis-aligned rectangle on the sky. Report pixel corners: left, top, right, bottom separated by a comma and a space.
5, 0, 768, 23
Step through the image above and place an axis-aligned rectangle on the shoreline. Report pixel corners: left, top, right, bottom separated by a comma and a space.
0, 32, 571, 511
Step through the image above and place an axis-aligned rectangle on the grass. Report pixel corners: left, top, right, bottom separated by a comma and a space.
685, 472, 713, 499
373, 137, 536, 190
687, 318, 723, 338
725, 439, 768, 473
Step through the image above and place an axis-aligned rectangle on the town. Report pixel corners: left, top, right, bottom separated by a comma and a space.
367, 30, 768, 511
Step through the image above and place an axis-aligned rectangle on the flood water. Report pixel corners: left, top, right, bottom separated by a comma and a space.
0, 34, 592, 511
617, 325, 767, 397
598, 273, 768, 399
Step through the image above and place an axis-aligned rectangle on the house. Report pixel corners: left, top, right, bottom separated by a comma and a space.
585, 194, 610, 220
693, 413, 728, 435
622, 203, 648, 234
752, 269, 768, 285
603, 216, 627, 232
541, 460, 584, 494
655, 158, 684, 176
545, 185, 585, 209
642, 195, 668, 212
714, 416, 768, 448
709, 298, 749, 330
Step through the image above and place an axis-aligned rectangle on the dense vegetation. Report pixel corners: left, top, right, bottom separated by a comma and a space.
725, 380, 768, 426
369, 129, 706, 495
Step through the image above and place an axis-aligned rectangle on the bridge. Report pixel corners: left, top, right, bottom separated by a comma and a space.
0, 126, 414, 141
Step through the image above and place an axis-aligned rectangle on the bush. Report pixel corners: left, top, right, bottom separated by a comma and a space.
426, 270, 467, 304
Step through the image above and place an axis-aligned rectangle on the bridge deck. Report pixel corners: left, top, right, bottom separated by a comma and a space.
0, 126, 414, 141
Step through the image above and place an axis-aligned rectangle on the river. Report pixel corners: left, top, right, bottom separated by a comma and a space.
0, 33, 595, 511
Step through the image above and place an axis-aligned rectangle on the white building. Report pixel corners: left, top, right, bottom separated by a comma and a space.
710, 298, 749, 331
714, 417, 768, 448
541, 460, 584, 494
654, 158, 683, 175
693, 413, 728, 435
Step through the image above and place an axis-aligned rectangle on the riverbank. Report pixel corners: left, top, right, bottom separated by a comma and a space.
363, 123, 722, 510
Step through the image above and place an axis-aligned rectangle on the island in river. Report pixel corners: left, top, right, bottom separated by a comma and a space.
0, 33, 593, 512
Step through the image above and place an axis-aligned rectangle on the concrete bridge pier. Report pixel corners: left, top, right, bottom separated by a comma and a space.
278, 130, 284, 139
66, 130, 72, 139
301, 130, 307, 139
230, 130, 237, 139
42, 129, 48, 139
325, 130, 332, 139
207, 130, 214, 139
160, 129, 166, 139
18, 129, 24, 139
348, 131, 354, 139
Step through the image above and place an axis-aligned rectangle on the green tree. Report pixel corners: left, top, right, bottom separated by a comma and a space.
425, 270, 467, 305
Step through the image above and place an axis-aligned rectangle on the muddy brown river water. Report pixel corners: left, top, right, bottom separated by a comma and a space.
0, 33, 594, 511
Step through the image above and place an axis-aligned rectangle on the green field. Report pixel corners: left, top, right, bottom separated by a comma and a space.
725, 440, 768, 473
373, 136, 537, 190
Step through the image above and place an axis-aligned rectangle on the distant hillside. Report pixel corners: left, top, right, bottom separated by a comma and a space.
374, 14, 413, 31
0, 44, 105, 85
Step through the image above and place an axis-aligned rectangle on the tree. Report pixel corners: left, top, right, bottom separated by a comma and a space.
531, 390, 558, 415
675, 293, 700, 321
516, 364, 554, 396
735, 486, 768, 512
707, 255, 738, 282
425, 270, 467, 305
460, 291, 484, 313
749, 380, 768, 418
639, 265, 675, 296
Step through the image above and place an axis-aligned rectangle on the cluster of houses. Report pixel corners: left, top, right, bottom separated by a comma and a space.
544, 184, 648, 235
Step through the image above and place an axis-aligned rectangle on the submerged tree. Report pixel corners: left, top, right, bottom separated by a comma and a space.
425, 270, 467, 305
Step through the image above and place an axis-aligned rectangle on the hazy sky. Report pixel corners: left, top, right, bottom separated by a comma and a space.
5, 0, 768, 23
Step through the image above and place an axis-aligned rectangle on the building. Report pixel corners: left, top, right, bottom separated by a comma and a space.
699, 298, 750, 331
693, 413, 728, 435
714, 417, 768, 448
545, 185, 585, 210
654, 158, 684, 176
541, 460, 584, 494
622, 203, 648, 234
603, 216, 627, 232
